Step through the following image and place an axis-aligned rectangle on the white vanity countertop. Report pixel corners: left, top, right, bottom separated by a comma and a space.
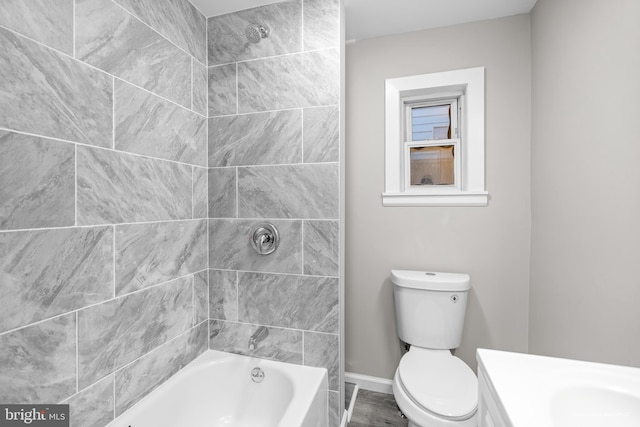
477, 348, 640, 427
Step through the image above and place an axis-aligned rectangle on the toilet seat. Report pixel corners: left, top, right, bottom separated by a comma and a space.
398, 347, 477, 420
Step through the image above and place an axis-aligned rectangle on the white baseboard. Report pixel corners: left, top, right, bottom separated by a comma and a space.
345, 371, 393, 395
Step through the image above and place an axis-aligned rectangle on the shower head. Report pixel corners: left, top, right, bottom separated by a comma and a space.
245, 23, 270, 43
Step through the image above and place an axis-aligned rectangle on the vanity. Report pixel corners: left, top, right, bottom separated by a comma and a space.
477, 349, 640, 427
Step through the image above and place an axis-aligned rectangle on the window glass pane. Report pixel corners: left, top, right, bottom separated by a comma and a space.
411, 105, 450, 141
410, 145, 455, 186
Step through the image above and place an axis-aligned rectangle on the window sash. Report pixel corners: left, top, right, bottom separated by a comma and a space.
403, 139, 461, 191
405, 98, 459, 143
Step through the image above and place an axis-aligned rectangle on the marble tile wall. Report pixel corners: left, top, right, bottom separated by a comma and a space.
0, 1, 208, 425
206, 1, 342, 425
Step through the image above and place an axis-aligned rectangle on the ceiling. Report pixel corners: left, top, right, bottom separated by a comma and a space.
190, 0, 538, 41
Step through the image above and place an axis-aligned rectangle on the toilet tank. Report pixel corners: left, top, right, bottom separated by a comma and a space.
391, 270, 470, 350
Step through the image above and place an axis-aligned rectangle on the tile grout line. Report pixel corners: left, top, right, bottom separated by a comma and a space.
75, 311, 79, 393
235, 167, 239, 218
300, 108, 305, 163
112, 76, 206, 119
0, 23, 71, 59
301, 221, 305, 275
209, 104, 338, 119
0, 22, 206, 120
65, 318, 206, 407
0, 217, 209, 235
112, 76, 116, 150
108, 0, 206, 67
72, 0, 76, 58
74, 145, 78, 226
301, 0, 305, 53
179, 268, 337, 280
191, 57, 194, 111
235, 271, 239, 323
0, 125, 206, 170
0, 217, 339, 236
113, 225, 117, 298
207, 46, 339, 69
0, 271, 206, 339
191, 166, 195, 220
209, 318, 338, 337
235, 62, 239, 115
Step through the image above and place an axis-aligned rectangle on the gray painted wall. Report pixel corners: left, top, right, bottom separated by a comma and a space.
0, 0, 208, 425
346, 14, 532, 378
529, 0, 640, 366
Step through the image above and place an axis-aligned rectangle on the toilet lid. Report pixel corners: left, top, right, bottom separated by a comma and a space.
398, 348, 478, 419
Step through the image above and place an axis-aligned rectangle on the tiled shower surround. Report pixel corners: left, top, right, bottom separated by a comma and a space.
0, 0, 341, 426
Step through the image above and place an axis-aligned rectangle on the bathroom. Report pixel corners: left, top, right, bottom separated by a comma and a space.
0, 0, 639, 426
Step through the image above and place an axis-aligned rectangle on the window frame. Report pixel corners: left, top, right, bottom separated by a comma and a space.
383, 67, 488, 207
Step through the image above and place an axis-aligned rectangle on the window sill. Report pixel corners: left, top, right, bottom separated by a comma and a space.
382, 191, 489, 207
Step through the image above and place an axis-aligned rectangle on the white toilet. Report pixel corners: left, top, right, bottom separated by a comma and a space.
391, 270, 478, 427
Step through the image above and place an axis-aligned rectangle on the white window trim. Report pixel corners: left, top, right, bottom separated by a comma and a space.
383, 67, 488, 207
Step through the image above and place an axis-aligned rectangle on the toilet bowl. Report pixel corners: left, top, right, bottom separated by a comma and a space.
391, 270, 478, 427
392, 347, 477, 427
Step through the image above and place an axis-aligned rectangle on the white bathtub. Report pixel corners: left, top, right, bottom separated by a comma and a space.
107, 350, 328, 427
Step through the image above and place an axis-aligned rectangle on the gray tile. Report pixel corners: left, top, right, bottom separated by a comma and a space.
0, 226, 113, 334
0, 314, 76, 403
304, 220, 339, 276
303, 0, 340, 51
77, 146, 192, 225
208, 168, 236, 218
208, 110, 302, 167
113, 0, 206, 63
193, 167, 208, 219
208, 64, 237, 116
209, 270, 237, 321
115, 323, 206, 415
64, 375, 114, 427
238, 272, 338, 333
304, 332, 339, 390
238, 164, 339, 219
209, 219, 302, 274
192, 59, 208, 116
0, 131, 74, 230
78, 277, 193, 388
329, 390, 341, 427
115, 79, 206, 166
303, 106, 339, 163
207, 1, 302, 66
0, 0, 73, 54
209, 320, 302, 364
238, 49, 339, 113
194, 271, 208, 325
115, 220, 207, 295
0, 27, 112, 148
76, 0, 191, 107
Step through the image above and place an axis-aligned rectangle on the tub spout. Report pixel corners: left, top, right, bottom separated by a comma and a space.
248, 326, 269, 350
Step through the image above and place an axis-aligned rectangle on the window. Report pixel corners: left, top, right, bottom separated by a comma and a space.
383, 67, 488, 206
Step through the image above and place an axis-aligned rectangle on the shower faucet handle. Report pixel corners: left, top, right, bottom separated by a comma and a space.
250, 223, 279, 255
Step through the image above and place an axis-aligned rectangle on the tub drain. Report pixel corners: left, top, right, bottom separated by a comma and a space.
251, 367, 265, 383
